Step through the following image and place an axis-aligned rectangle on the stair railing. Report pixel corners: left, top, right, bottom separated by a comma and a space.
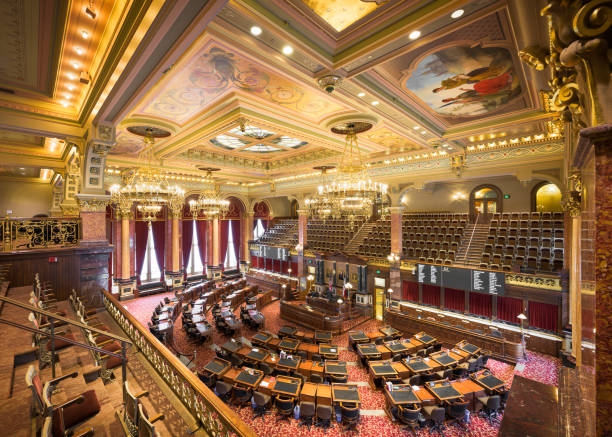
0, 294, 131, 382
460, 214, 480, 262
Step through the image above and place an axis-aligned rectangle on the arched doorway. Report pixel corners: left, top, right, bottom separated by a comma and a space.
531, 182, 562, 212
470, 185, 502, 222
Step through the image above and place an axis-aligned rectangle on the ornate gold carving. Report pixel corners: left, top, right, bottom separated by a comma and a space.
60, 203, 80, 218
562, 172, 583, 216
77, 197, 109, 212
2, 217, 80, 251
505, 273, 563, 291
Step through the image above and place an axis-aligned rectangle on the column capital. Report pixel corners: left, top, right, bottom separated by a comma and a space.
60, 202, 80, 218
388, 206, 405, 214
167, 198, 184, 218
297, 209, 309, 216
76, 194, 110, 212
562, 172, 583, 217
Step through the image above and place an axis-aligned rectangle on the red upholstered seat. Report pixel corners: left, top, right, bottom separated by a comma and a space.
101, 340, 122, 352
52, 390, 100, 437
94, 334, 112, 344
46, 332, 77, 351
104, 354, 123, 369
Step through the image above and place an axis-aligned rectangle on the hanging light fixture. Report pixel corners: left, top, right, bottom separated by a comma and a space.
189, 168, 230, 218
109, 126, 185, 222
306, 120, 389, 225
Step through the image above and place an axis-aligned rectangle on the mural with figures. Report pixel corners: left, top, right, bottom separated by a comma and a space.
404, 45, 522, 118
139, 41, 344, 124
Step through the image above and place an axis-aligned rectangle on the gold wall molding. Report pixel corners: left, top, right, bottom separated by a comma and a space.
506, 273, 563, 291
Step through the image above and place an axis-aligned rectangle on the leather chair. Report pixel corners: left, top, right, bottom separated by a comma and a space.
311, 353, 323, 362
446, 400, 469, 429
340, 402, 360, 431
299, 401, 315, 428
258, 363, 273, 376
396, 405, 421, 435
229, 353, 244, 367
215, 381, 232, 403
310, 373, 324, 384
197, 371, 216, 388
315, 404, 333, 430
275, 395, 294, 422
477, 394, 501, 424
43, 380, 101, 437
252, 391, 271, 419
232, 385, 252, 406
408, 375, 421, 386
423, 406, 446, 435
329, 374, 348, 384
137, 402, 165, 437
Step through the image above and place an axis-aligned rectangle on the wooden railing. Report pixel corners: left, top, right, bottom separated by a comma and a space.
2, 216, 80, 251
102, 290, 256, 437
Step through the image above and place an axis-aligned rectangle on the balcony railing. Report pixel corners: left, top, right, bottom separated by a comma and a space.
2, 217, 80, 251
102, 289, 256, 437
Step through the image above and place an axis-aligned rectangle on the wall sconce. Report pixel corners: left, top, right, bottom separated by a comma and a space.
307, 274, 314, 281
451, 192, 467, 201
387, 253, 400, 263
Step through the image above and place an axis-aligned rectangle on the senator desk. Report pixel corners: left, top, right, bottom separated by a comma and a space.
202, 358, 230, 376
278, 338, 299, 353
474, 372, 506, 392
450, 379, 486, 410
390, 361, 411, 379
356, 344, 382, 360
276, 356, 300, 373
297, 360, 325, 380
380, 326, 401, 339
411, 385, 436, 404
385, 385, 421, 408
252, 332, 272, 346
221, 340, 241, 354
331, 384, 361, 406
403, 358, 433, 375
427, 382, 463, 403
244, 348, 269, 364
376, 344, 392, 360
366, 330, 384, 342
192, 314, 206, 323
457, 341, 481, 356
271, 376, 302, 398
348, 331, 369, 345
297, 342, 319, 360
278, 325, 297, 338
385, 341, 412, 355
315, 330, 333, 343
414, 332, 437, 346
324, 361, 348, 378
429, 352, 460, 369
369, 361, 398, 378
316, 384, 332, 406
319, 344, 339, 360
300, 382, 318, 403
234, 369, 264, 389
195, 322, 211, 336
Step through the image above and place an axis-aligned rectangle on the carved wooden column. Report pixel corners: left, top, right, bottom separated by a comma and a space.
116, 204, 136, 297
165, 200, 183, 290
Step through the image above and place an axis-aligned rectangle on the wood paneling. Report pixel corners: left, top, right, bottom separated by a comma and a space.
0, 245, 112, 307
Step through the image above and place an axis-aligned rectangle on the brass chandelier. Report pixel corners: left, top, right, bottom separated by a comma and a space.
188, 168, 230, 218
109, 126, 185, 221
306, 121, 389, 225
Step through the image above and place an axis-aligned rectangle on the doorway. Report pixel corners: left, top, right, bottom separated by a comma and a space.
470, 185, 502, 222
374, 288, 384, 320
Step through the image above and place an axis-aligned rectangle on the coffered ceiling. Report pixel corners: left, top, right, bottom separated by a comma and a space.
0, 0, 561, 192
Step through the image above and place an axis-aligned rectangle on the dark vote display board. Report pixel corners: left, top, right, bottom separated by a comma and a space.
417, 264, 505, 295
251, 245, 289, 261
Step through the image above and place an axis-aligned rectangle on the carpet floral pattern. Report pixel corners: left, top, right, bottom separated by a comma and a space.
123, 294, 561, 436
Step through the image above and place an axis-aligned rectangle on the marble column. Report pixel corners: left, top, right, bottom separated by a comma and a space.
573, 124, 612, 435
570, 208, 582, 364
212, 217, 220, 266
76, 194, 110, 246
116, 205, 136, 297
389, 206, 404, 301
165, 202, 183, 290
244, 212, 254, 266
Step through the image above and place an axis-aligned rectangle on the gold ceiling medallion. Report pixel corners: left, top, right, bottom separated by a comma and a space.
317, 74, 342, 93
189, 168, 229, 218
306, 119, 389, 226
109, 126, 185, 222
450, 147, 467, 177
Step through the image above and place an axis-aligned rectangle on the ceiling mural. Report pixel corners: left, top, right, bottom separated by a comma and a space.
363, 127, 423, 152
138, 41, 345, 125
208, 124, 309, 155
110, 126, 146, 156
404, 45, 521, 118
299, 0, 383, 31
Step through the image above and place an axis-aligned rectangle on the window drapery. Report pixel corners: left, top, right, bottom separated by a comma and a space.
231, 219, 241, 265
528, 301, 558, 332
422, 284, 440, 307
219, 220, 229, 267
152, 221, 165, 280
182, 219, 193, 271
135, 221, 148, 280
196, 220, 208, 267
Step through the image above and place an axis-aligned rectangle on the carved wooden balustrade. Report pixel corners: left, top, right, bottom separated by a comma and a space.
2, 216, 80, 251
102, 290, 256, 437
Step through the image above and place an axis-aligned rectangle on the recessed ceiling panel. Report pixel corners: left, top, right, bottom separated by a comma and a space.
300, 0, 382, 32
210, 134, 250, 150
363, 127, 423, 152
0, 129, 45, 147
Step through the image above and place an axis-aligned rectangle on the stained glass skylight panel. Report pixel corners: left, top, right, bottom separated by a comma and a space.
228, 125, 275, 139
210, 134, 249, 149
271, 136, 308, 148
243, 144, 282, 153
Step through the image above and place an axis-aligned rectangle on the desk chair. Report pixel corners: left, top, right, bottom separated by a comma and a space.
499, 389, 510, 408
137, 403, 165, 437
297, 350, 308, 360
467, 359, 479, 373
310, 373, 324, 384
299, 401, 315, 428
477, 394, 501, 424
253, 391, 271, 419
258, 363, 273, 376
392, 354, 403, 362
408, 375, 421, 386
423, 406, 446, 436
123, 381, 149, 435
436, 368, 454, 380
197, 372, 216, 388
311, 353, 323, 362
452, 367, 468, 379
229, 353, 244, 367
215, 381, 232, 403
232, 385, 252, 406
396, 405, 422, 436
446, 400, 469, 430
275, 395, 295, 422
329, 374, 348, 384
315, 404, 333, 430
340, 402, 360, 431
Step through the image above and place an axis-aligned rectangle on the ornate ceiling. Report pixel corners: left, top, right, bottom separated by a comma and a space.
0, 0, 563, 196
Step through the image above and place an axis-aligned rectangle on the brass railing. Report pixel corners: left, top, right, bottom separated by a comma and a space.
2, 217, 80, 251
102, 290, 257, 437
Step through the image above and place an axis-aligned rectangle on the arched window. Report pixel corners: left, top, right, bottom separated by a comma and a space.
140, 225, 161, 282
531, 182, 562, 212
186, 220, 204, 275
253, 219, 266, 239
224, 220, 238, 268
470, 184, 502, 220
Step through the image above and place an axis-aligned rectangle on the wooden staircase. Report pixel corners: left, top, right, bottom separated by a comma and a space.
344, 222, 376, 255
455, 220, 490, 266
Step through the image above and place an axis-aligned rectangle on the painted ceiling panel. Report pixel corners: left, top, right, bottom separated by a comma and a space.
300, 0, 382, 31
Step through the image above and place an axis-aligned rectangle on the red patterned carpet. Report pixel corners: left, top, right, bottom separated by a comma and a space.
122, 294, 561, 436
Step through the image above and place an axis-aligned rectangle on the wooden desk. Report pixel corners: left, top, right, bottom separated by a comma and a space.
276, 356, 300, 372
221, 367, 240, 383
369, 361, 398, 377
278, 338, 300, 353
451, 379, 486, 410
278, 325, 297, 337
271, 376, 302, 398
331, 384, 361, 406
348, 331, 369, 344
367, 331, 384, 342
257, 376, 275, 396
380, 326, 401, 338
412, 385, 436, 404
317, 384, 332, 406
315, 330, 333, 343
252, 332, 272, 346
297, 342, 318, 359
385, 341, 412, 355
319, 344, 339, 360
201, 358, 230, 376
234, 369, 264, 389
430, 352, 459, 368
403, 358, 433, 375
357, 343, 381, 358
244, 348, 269, 363
297, 360, 313, 379
311, 361, 325, 378
221, 340, 241, 354
414, 332, 437, 346
300, 382, 318, 403
427, 382, 463, 403
376, 344, 392, 360
385, 385, 421, 407
390, 361, 411, 379
267, 337, 281, 350
473, 372, 507, 392
457, 341, 482, 356
324, 361, 348, 377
